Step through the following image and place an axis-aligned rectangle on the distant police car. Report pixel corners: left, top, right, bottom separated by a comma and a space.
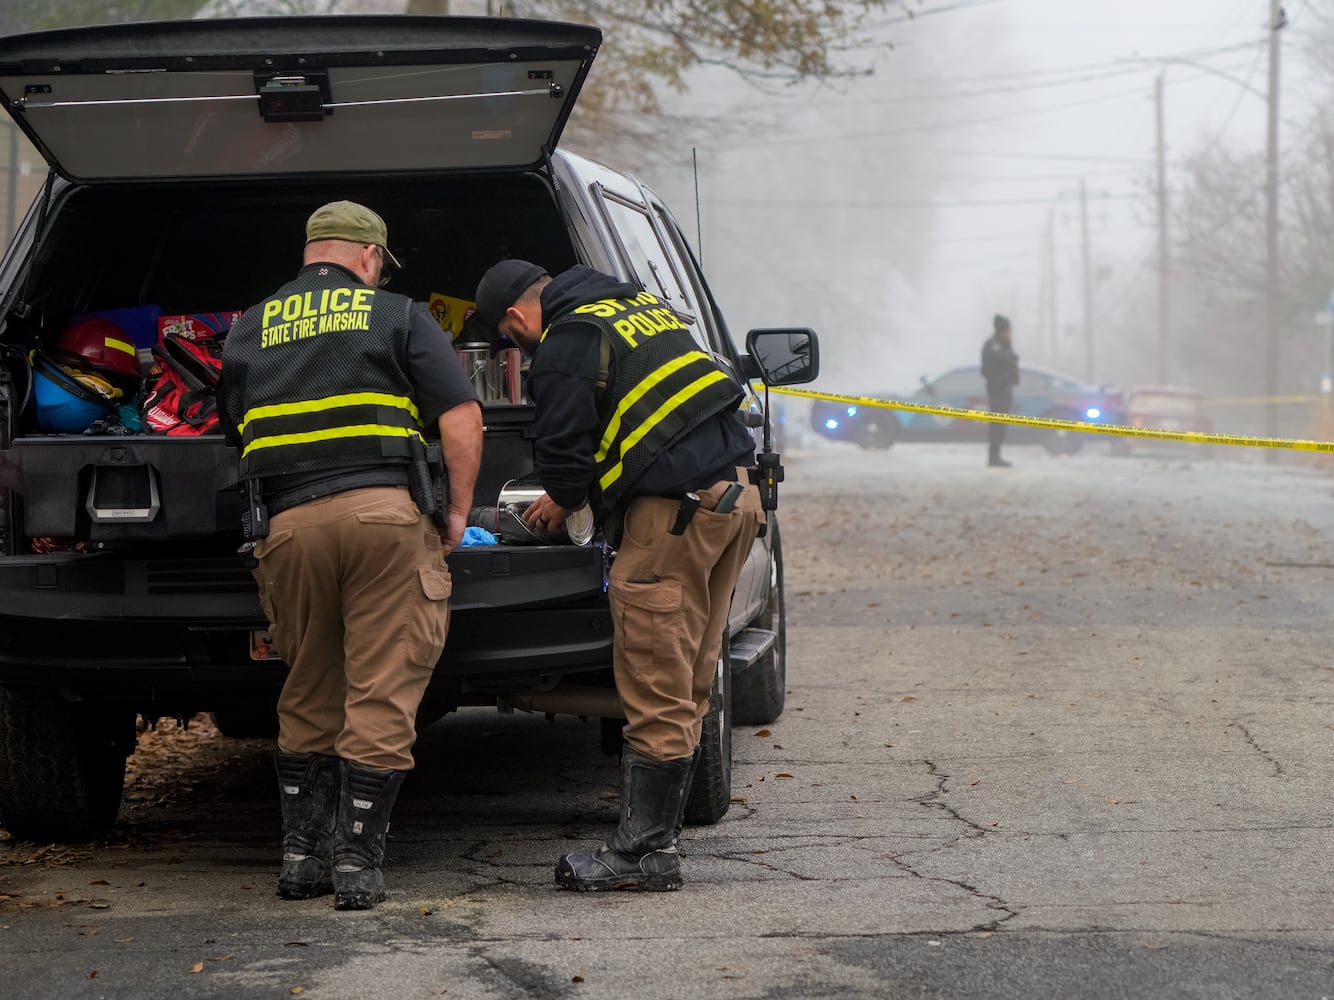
811, 363, 1124, 455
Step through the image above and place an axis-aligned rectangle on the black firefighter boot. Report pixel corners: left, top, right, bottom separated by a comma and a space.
555, 746, 694, 892
673, 746, 702, 844
332, 760, 406, 911
274, 751, 340, 900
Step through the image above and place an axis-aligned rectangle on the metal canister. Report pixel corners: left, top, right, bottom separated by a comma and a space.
494, 479, 595, 545
496, 347, 526, 404
563, 503, 595, 545
457, 345, 499, 402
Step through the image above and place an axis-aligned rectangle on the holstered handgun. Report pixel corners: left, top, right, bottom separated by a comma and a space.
409, 440, 449, 530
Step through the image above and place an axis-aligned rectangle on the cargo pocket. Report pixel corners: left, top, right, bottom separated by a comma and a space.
407, 564, 452, 668
613, 578, 684, 666
252, 529, 294, 628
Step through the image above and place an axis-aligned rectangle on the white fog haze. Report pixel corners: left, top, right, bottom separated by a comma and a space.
640, 1, 1327, 438
50, 0, 1333, 439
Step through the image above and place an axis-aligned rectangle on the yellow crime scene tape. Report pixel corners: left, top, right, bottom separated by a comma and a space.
763, 385, 1334, 454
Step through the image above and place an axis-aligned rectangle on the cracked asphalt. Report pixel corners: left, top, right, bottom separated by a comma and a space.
3, 439, 1334, 999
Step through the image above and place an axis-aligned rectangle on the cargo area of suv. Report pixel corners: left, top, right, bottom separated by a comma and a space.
0, 15, 807, 843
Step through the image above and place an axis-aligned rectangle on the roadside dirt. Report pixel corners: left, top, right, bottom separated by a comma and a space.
0, 716, 272, 868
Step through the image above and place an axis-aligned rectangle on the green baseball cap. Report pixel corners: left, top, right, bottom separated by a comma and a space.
305, 200, 402, 268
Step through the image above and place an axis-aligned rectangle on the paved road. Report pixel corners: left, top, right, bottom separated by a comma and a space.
2, 440, 1333, 999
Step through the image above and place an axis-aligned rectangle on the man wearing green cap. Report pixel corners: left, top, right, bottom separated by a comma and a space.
220, 200, 482, 911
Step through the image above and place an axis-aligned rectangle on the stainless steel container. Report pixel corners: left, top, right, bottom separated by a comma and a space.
496, 347, 526, 404
563, 503, 595, 545
456, 345, 526, 404
477, 480, 595, 545
457, 345, 498, 402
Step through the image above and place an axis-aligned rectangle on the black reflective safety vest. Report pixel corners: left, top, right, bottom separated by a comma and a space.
223, 265, 425, 481
545, 290, 743, 518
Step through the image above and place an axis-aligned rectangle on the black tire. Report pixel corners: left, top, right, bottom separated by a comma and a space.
858, 412, 898, 450
733, 523, 786, 726
1042, 410, 1084, 455
0, 688, 134, 841
683, 650, 732, 826
209, 706, 279, 739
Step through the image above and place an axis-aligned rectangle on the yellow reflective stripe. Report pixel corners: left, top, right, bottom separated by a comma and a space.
106, 337, 136, 358
240, 424, 423, 459
594, 351, 711, 462
598, 369, 729, 492
238, 391, 420, 434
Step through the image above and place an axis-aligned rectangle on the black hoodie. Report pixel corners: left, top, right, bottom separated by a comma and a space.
528, 266, 754, 510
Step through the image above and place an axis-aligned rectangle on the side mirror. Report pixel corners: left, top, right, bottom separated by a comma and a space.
744, 328, 819, 386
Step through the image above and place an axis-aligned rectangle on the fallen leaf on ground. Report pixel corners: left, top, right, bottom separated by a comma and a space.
775, 773, 794, 779
753, 729, 772, 738
190, 962, 204, 974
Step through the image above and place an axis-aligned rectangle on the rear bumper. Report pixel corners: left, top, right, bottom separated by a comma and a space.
0, 544, 614, 699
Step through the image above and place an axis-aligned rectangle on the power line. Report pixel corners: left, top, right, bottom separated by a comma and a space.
851, 38, 1267, 90
911, 148, 1152, 165
705, 192, 1148, 210
716, 60, 1275, 152
723, 84, 1155, 150
799, 55, 1262, 107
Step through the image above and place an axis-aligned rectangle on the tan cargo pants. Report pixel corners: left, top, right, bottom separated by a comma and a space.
609, 470, 765, 761
250, 486, 451, 771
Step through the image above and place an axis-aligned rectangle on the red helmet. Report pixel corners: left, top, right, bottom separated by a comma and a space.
53, 318, 141, 387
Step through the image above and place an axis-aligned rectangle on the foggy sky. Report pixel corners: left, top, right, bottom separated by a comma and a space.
650, 1, 1321, 402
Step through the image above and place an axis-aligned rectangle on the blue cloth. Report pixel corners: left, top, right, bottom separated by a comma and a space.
461, 525, 497, 546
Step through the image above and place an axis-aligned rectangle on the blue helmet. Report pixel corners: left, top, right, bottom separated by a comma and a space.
30, 352, 113, 433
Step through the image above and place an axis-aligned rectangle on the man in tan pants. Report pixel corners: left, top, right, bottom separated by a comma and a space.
471, 259, 762, 891
221, 201, 481, 910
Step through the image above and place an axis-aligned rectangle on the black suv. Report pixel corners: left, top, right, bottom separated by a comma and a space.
0, 16, 818, 842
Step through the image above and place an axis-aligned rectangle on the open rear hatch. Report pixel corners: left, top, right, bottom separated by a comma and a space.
0, 15, 601, 182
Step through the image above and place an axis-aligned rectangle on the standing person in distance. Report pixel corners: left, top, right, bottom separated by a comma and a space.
982, 313, 1020, 467
471, 259, 765, 892
220, 200, 482, 910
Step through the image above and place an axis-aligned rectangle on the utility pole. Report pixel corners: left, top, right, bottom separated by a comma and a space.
1155, 73, 1170, 385
1080, 177, 1094, 382
1263, 0, 1284, 442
